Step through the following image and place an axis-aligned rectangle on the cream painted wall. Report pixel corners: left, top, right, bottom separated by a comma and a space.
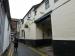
34, 0, 53, 40
36, 24, 43, 39
35, 0, 53, 20
22, 0, 53, 40
24, 28, 30, 39
25, 23, 37, 39
51, 0, 75, 40
22, 8, 37, 40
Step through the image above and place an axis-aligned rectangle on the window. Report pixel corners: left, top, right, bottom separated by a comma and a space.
28, 14, 30, 18
54, 0, 58, 3
45, 0, 50, 9
28, 12, 31, 18
34, 10, 37, 15
22, 30, 25, 38
25, 24, 28, 28
21, 19, 24, 24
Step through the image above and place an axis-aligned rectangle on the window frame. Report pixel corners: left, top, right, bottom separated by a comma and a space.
45, 0, 50, 9
54, 0, 58, 3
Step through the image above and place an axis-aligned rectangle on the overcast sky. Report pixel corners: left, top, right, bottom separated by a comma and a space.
9, 0, 42, 19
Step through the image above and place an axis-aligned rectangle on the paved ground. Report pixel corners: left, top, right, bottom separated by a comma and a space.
36, 46, 54, 56
3, 42, 53, 56
13, 42, 41, 56
42, 46, 54, 56
3, 42, 14, 56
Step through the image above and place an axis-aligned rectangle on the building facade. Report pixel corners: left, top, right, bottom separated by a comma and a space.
20, 0, 53, 46
51, 0, 75, 56
11, 19, 18, 33
19, 0, 75, 56
11, 19, 22, 40
16, 19, 22, 39
0, 0, 11, 55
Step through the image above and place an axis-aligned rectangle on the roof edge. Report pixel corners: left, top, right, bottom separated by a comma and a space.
22, 0, 44, 19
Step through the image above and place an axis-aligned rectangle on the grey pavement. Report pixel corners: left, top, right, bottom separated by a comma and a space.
13, 42, 41, 56
43, 46, 54, 56
36, 46, 54, 56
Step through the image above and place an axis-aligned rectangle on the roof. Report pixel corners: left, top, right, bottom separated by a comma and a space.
22, 4, 40, 19
23, 0, 45, 19
34, 0, 45, 10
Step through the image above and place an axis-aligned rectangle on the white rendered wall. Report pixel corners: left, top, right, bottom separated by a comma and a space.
22, 0, 53, 40
36, 24, 43, 39
23, 9, 37, 40
35, 0, 53, 20
51, 0, 75, 40
28, 23, 36, 40
3, 15, 10, 52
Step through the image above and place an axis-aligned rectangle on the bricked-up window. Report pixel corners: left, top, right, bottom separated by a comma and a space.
45, 0, 50, 9
54, 0, 58, 3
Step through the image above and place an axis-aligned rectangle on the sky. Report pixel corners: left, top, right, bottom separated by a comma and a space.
9, 0, 42, 19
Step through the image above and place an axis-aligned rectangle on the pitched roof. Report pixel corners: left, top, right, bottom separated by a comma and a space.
23, 0, 45, 19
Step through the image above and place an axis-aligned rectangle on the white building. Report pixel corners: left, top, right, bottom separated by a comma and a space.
0, 0, 11, 55
19, 0, 75, 56
20, 0, 53, 46
51, 0, 75, 56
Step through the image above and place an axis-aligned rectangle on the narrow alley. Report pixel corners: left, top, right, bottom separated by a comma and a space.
13, 42, 53, 56
0, 0, 75, 56
4, 42, 53, 56
13, 42, 41, 56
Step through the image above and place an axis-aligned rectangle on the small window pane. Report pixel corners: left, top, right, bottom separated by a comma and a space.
45, 0, 49, 9
54, 0, 58, 3
34, 10, 37, 15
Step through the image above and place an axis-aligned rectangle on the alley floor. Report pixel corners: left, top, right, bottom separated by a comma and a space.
13, 42, 41, 56
3, 42, 53, 56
